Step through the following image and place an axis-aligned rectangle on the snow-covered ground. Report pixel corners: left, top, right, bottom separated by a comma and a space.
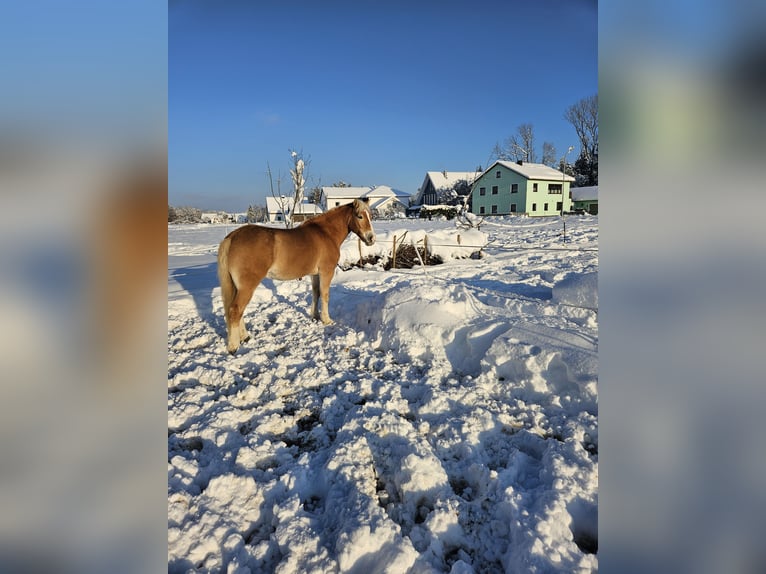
168, 214, 599, 573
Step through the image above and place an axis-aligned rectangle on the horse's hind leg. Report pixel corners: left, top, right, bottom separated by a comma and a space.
311, 275, 321, 321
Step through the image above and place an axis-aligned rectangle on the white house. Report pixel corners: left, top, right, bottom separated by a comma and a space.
320, 185, 410, 218
291, 201, 324, 223
266, 196, 323, 224
265, 196, 289, 223
319, 187, 373, 211
201, 212, 227, 224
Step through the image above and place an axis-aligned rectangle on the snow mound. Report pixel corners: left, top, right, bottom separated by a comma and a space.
552, 271, 598, 310
339, 228, 487, 268
359, 282, 487, 370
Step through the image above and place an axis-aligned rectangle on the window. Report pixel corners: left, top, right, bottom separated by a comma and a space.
491, 205, 498, 214
335, 201, 340, 206
556, 201, 563, 211
510, 203, 517, 212
492, 186, 498, 195
495, 170, 501, 178
548, 184, 562, 194
533, 183, 538, 192
480, 206, 485, 214
511, 184, 518, 194
532, 203, 537, 212
544, 203, 549, 211
479, 187, 486, 196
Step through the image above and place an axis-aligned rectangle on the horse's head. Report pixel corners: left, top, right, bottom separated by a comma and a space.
350, 198, 376, 246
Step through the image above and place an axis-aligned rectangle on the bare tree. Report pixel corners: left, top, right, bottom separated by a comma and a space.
564, 95, 598, 185
492, 123, 538, 163
542, 142, 557, 167
511, 123, 537, 162
564, 94, 598, 163
267, 149, 311, 228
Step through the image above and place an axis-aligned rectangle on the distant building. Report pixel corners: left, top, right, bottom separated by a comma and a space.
471, 161, 575, 217
414, 170, 482, 207
291, 201, 324, 223
266, 196, 323, 224
571, 186, 598, 215
201, 212, 226, 224
319, 185, 410, 219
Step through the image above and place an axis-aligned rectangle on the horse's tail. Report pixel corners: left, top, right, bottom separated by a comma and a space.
217, 234, 236, 317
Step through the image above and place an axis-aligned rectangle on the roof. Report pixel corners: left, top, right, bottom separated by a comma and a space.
489, 161, 576, 182
321, 186, 373, 199
571, 185, 598, 201
423, 171, 482, 191
322, 185, 411, 201
368, 185, 411, 199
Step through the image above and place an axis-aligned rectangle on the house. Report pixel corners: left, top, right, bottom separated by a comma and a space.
320, 187, 375, 211
320, 185, 410, 218
266, 196, 290, 223
201, 212, 226, 224
470, 161, 575, 217
571, 185, 598, 214
291, 201, 324, 223
365, 185, 410, 218
266, 196, 323, 224
414, 170, 482, 207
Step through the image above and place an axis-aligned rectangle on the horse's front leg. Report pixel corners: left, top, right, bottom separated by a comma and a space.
317, 269, 334, 325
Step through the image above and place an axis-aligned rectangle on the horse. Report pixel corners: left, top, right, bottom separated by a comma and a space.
216, 198, 376, 355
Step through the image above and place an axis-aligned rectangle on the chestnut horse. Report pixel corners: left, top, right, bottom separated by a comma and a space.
217, 198, 376, 355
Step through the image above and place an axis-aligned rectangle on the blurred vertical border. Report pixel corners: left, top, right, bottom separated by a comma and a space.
0, 1, 167, 572
600, 1, 766, 573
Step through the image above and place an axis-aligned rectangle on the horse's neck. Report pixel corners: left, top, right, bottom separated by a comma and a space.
320, 208, 351, 246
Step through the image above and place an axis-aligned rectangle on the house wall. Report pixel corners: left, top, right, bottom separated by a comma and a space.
471, 165, 573, 217
573, 200, 598, 214
421, 180, 438, 205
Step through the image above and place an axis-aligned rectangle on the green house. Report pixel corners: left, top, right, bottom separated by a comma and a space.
470, 160, 575, 217
571, 185, 598, 214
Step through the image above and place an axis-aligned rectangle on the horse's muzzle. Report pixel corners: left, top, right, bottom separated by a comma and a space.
363, 234, 376, 246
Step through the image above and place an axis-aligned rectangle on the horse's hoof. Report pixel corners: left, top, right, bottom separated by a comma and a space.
242, 335, 251, 343
228, 348, 238, 356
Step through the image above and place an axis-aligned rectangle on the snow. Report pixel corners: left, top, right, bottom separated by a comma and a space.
168, 214, 599, 572
570, 186, 598, 202
493, 161, 576, 182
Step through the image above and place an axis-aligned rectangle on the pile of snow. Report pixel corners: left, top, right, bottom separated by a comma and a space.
339, 228, 487, 268
168, 215, 599, 572
552, 271, 598, 310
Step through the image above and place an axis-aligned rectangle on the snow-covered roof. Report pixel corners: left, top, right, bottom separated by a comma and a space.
369, 185, 411, 199
492, 161, 576, 182
321, 186, 373, 199
322, 185, 411, 205
423, 171, 482, 191
571, 186, 598, 201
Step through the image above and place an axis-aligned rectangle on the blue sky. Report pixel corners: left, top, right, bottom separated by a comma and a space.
169, 0, 597, 212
